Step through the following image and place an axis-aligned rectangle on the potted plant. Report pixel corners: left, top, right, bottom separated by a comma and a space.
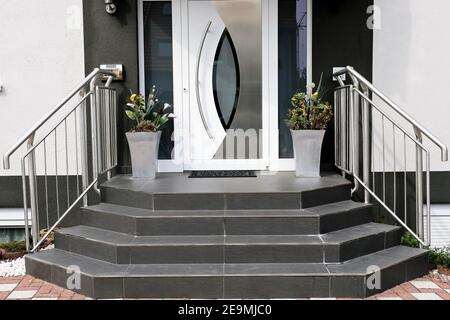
125, 86, 173, 179
286, 77, 333, 177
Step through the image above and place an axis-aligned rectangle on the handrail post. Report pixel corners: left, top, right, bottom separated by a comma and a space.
348, 67, 361, 196
79, 89, 89, 206
361, 83, 371, 204
26, 134, 39, 248
90, 75, 101, 187
414, 127, 424, 243
20, 159, 30, 252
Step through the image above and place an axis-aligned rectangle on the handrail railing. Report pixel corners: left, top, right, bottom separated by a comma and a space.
3, 68, 118, 252
3, 68, 115, 170
334, 66, 448, 161
333, 66, 448, 247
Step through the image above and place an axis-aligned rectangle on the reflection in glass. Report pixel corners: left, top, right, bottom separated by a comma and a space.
143, 1, 174, 159
279, 0, 308, 158
213, 29, 240, 130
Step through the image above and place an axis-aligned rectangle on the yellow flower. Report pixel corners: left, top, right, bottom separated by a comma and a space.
130, 94, 137, 103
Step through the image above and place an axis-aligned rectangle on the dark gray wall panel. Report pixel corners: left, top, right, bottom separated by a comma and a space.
82, 0, 139, 172
313, 0, 374, 168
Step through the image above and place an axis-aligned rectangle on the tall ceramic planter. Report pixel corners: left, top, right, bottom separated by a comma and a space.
126, 131, 161, 179
290, 129, 325, 178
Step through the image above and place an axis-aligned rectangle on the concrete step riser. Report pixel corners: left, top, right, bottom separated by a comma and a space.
100, 185, 351, 211
54, 229, 401, 264
25, 251, 428, 299
80, 206, 373, 236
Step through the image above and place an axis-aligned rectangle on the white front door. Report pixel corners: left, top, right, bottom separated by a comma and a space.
181, 0, 269, 170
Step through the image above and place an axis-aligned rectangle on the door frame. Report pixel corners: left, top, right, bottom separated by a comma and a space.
137, 0, 312, 172
138, 0, 184, 172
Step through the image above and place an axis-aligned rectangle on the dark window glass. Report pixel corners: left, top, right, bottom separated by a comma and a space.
213, 30, 240, 130
143, 1, 174, 159
278, 0, 308, 158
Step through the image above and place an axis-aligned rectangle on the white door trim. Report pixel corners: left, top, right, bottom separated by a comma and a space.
268, 0, 313, 171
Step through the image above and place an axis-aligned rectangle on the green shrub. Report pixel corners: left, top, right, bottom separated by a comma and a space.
400, 232, 450, 269
429, 246, 450, 269
401, 232, 421, 248
0, 240, 27, 252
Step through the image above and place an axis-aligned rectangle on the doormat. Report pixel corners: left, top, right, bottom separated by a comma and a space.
188, 170, 257, 178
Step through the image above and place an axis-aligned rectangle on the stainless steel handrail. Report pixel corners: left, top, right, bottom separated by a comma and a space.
3, 68, 115, 169
195, 20, 214, 140
3, 68, 117, 252
333, 66, 447, 247
334, 66, 448, 161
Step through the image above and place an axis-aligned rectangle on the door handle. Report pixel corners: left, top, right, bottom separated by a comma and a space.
195, 20, 214, 140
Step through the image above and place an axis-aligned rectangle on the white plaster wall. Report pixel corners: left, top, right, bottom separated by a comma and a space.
373, 0, 450, 172
0, 0, 85, 176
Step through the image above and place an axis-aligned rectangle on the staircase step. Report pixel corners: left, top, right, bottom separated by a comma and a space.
25, 246, 428, 299
100, 173, 351, 210
54, 223, 401, 264
81, 201, 374, 236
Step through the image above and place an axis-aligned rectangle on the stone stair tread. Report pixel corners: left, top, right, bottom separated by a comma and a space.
322, 222, 400, 243
327, 245, 428, 274
303, 200, 373, 215
86, 200, 372, 218
56, 222, 400, 246
101, 172, 350, 194
26, 245, 426, 277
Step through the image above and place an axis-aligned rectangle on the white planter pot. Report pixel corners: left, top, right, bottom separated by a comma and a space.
290, 129, 325, 178
126, 131, 161, 179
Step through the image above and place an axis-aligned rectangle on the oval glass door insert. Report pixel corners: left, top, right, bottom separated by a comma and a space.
213, 29, 240, 130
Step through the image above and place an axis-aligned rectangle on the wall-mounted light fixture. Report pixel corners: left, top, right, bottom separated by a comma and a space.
105, 0, 117, 15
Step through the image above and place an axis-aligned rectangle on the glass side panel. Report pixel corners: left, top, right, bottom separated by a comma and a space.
213, 29, 240, 130
143, 1, 174, 160
278, 0, 309, 158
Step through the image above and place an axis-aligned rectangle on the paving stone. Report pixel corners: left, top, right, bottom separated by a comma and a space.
435, 291, 450, 300
399, 282, 420, 293
377, 296, 403, 300
430, 279, 450, 289
7, 290, 37, 299
411, 280, 440, 289
0, 283, 18, 292
37, 285, 53, 295
390, 286, 416, 300
411, 292, 443, 300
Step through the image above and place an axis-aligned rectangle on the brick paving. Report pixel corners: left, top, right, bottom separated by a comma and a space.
0, 274, 449, 300
368, 275, 450, 300
0, 275, 88, 300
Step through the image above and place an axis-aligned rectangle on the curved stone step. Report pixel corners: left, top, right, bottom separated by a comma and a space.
25, 246, 428, 299
81, 201, 374, 236
100, 173, 351, 210
54, 223, 401, 264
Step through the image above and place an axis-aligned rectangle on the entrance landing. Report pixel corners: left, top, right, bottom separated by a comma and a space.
101, 172, 350, 194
